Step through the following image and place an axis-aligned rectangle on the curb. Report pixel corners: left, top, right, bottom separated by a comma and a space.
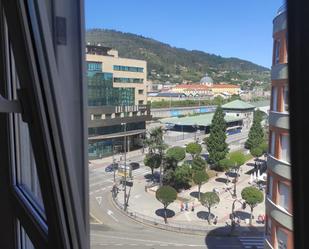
110, 194, 264, 237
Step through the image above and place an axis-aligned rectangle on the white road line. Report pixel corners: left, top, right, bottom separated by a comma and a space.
91, 233, 205, 247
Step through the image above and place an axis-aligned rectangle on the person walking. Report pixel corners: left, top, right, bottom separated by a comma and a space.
191, 202, 195, 212
180, 202, 184, 212
185, 202, 188, 211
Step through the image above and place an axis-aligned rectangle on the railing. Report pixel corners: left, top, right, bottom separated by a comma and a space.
277, 3, 287, 16
112, 196, 264, 235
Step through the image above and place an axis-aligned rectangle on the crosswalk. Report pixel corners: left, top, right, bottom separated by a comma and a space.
89, 166, 151, 195
239, 236, 264, 249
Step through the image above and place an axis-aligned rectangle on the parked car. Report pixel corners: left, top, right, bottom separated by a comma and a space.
105, 163, 119, 172
129, 162, 140, 170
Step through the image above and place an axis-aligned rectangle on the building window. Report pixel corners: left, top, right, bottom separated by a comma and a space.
113, 65, 144, 72
138, 89, 144, 94
278, 182, 290, 211
283, 86, 289, 113
114, 77, 144, 83
87, 61, 102, 71
274, 39, 281, 64
138, 100, 144, 105
276, 228, 288, 249
270, 131, 276, 157
272, 86, 278, 111
280, 134, 290, 163
267, 175, 273, 199
93, 114, 102, 120
105, 114, 112, 119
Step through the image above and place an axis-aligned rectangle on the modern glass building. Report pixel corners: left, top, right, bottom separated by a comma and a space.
87, 46, 151, 159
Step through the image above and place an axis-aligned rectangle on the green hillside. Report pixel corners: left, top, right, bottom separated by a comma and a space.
86, 29, 270, 89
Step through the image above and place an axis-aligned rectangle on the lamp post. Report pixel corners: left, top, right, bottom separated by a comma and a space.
121, 122, 127, 211
112, 139, 116, 183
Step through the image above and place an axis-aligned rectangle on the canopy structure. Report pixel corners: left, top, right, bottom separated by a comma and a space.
160, 113, 243, 127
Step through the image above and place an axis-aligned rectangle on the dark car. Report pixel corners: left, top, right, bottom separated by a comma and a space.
129, 162, 140, 170
105, 163, 119, 172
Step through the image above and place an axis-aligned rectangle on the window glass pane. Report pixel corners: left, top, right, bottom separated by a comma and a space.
15, 114, 45, 214
283, 86, 289, 112
281, 134, 290, 162
272, 87, 278, 111
271, 132, 276, 156
276, 229, 288, 249
266, 218, 272, 241
275, 39, 281, 64
279, 182, 289, 210
267, 175, 273, 199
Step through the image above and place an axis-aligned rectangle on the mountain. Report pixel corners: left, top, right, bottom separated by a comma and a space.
86, 29, 270, 88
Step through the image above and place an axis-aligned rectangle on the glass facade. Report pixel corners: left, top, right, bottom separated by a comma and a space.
89, 122, 145, 136
88, 71, 135, 106
114, 77, 144, 83
87, 61, 102, 71
113, 65, 144, 72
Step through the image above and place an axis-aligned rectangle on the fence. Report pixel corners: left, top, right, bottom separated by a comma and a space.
163, 132, 206, 142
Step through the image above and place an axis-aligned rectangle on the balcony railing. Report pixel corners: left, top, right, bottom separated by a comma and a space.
277, 3, 287, 16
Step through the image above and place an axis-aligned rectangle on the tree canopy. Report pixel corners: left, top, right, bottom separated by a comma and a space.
241, 187, 263, 207
206, 106, 229, 164
218, 158, 234, 172
250, 147, 263, 159
174, 163, 192, 189
186, 142, 202, 159
245, 111, 264, 149
191, 156, 207, 172
166, 146, 186, 162
200, 192, 220, 224
228, 151, 246, 167
144, 153, 162, 175
156, 186, 178, 209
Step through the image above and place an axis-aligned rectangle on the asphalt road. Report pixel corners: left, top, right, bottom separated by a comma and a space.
89, 161, 264, 249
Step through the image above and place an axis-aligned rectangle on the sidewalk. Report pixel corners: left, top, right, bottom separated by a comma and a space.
114, 158, 266, 228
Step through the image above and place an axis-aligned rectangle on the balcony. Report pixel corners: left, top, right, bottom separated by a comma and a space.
271, 63, 288, 80
269, 111, 289, 130
273, 6, 287, 34
267, 155, 291, 180
265, 196, 293, 231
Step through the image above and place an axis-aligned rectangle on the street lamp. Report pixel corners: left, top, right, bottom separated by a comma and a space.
121, 122, 128, 211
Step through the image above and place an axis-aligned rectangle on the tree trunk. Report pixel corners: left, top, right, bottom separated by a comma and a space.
249, 206, 253, 225
159, 151, 163, 186
151, 167, 154, 178
198, 185, 201, 200
164, 206, 167, 224
207, 207, 211, 224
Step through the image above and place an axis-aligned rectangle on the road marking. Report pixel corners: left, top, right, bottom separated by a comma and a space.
95, 196, 102, 205
107, 209, 119, 222
91, 233, 205, 247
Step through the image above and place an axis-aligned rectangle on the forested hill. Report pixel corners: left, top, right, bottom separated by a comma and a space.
86, 29, 270, 88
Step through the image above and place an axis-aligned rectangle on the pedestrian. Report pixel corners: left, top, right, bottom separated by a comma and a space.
191, 202, 195, 212
180, 202, 184, 212
185, 202, 188, 211
213, 216, 218, 225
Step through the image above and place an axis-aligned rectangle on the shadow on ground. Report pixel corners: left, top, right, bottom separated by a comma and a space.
234, 210, 251, 220
155, 208, 175, 219
215, 177, 229, 184
197, 211, 214, 221
190, 191, 199, 199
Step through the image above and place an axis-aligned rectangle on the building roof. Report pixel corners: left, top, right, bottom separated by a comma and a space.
160, 113, 242, 127
148, 92, 185, 97
211, 84, 240, 89
174, 84, 210, 90
222, 100, 255, 110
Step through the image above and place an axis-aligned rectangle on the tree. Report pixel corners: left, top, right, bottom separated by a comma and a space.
206, 106, 229, 165
144, 153, 161, 177
218, 158, 234, 172
241, 187, 263, 225
250, 147, 263, 161
166, 146, 186, 163
228, 151, 246, 198
186, 142, 202, 159
259, 141, 268, 155
200, 192, 220, 224
192, 171, 209, 200
191, 156, 207, 172
174, 163, 192, 190
145, 127, 168, 186
245, 111, 264, 150
156, 186, 177, 223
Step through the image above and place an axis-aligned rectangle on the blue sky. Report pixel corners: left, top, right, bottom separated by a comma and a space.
85, 0, 284, 68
